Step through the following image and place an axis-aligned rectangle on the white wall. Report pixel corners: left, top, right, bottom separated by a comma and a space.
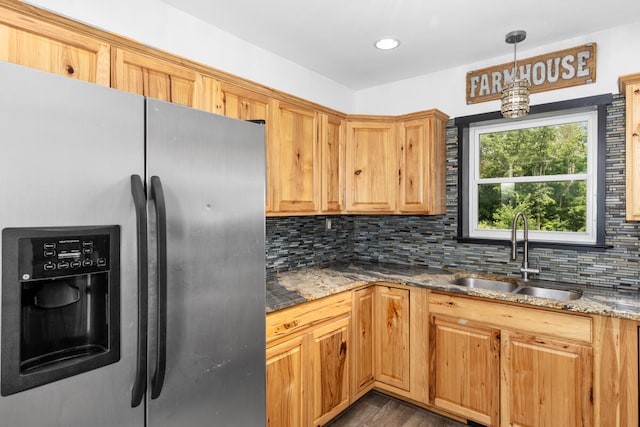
23, 0, 356, 112
354, 22, 640, 118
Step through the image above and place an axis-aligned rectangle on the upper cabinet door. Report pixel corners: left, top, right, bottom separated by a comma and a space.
216, 83, 272, 211
320, 114, 345, 213
111, 47, 202, 108
345, 121, 397, 213
620, 74, 640, 221
398, 115, 447, 214
270, 100, 319, 214
0, 8, 110, 85
218, 83, 269, 122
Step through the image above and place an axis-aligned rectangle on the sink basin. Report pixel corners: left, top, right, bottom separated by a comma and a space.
451, 277, 518, 292
451, 276, 583, 301
513, 286, 582, 301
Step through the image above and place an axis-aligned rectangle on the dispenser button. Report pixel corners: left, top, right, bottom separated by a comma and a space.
82, 259, 93, 267
44, 262, 56, 271
44, 250, 56, 257
57, 261, 70, 269
70, 261, 81, 268
97, 258, 107, 267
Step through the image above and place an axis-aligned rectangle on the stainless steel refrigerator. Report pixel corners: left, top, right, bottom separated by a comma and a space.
0, 60, 266, 426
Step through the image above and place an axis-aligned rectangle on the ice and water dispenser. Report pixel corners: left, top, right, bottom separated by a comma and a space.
1, 226, 120, 395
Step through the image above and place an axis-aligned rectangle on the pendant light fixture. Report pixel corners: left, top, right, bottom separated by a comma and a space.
501, 30, 530, 118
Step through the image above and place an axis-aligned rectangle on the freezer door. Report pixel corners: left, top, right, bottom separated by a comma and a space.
145, 99, 266, 426
0, 62, 145, 426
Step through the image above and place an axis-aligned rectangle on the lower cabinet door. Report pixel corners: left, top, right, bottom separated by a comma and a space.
266, 335, 306, 427
429, 315, 500, 426
311, 316, 351, 426
352, 287, 375, 399
375, 286, 410, 391
502, 331, 593, 427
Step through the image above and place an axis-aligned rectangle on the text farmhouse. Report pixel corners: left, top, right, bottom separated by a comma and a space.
466, 44, 597, 104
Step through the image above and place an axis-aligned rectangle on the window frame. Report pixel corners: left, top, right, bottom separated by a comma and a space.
455, 94, 612, 250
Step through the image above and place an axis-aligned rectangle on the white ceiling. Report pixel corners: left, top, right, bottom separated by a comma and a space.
162, 0, 640, 90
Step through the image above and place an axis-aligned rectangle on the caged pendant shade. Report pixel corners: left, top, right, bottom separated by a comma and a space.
501, 30, 530, 118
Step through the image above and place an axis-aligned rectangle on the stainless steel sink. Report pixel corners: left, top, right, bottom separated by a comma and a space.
513, 286, 582, 300
450, 277, 518, 292
450, 276, 582, 301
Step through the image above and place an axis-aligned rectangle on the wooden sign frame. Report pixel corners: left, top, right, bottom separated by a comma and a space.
466, 43, 597, 104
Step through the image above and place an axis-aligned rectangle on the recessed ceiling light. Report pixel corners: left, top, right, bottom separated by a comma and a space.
374, 38, 400, 50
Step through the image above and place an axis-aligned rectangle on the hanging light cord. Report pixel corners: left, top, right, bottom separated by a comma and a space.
512, 39, 518, 80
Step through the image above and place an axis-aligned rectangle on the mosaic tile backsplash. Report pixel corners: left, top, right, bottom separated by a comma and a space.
266, 94, 640, 290
266, 215, 354, 280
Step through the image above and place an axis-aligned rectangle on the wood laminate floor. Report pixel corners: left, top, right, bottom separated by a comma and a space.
325, 392, 468, 427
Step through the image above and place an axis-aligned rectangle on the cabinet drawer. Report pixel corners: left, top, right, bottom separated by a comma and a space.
429, 293, 592, 343
267, 292, 352, 344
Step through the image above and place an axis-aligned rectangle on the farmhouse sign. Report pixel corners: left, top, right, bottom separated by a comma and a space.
466, 43, 597, 104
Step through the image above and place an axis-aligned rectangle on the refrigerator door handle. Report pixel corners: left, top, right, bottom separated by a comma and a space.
150, 176, 167, 399
130, 174, 148, 408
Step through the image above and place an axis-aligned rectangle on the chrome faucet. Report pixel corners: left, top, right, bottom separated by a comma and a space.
511, 211, 540, 281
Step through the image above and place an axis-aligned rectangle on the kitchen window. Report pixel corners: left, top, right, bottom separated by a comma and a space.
456, 94, 611, 249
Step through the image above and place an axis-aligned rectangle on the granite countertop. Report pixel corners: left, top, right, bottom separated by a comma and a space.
266, 261, 640, 321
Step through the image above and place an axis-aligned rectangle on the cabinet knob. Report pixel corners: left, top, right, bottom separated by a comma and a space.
66, 65, 75, 75
354, 169, 362, 176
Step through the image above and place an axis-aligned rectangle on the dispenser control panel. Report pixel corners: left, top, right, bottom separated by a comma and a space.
17, 233, 111, 281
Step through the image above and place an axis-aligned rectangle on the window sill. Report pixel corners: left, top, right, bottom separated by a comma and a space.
455, 236, 611, 252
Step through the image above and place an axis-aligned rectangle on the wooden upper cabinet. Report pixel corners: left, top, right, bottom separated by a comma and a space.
502, 331, 593, 427
619, 73, 640, 221
345, 121, 397, 213
320, 114, 345, 213
270, 100, 319, 214
111, 47, 202, 108
216, 83, 272, 210
398, 112, 447, 214
1, 1, 451, 218
0, 7, 109, 85
217, 82, 269, 121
